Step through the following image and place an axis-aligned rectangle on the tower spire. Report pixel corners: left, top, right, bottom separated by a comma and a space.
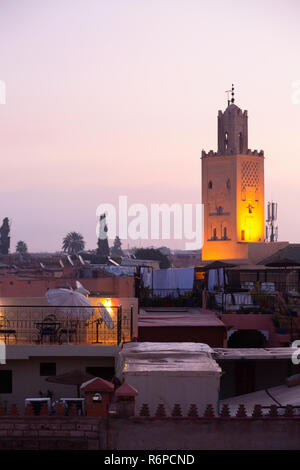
231, 83, 235, 104
225, 84, 235, 106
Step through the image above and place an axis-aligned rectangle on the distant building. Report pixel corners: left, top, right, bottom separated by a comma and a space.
169, 250, 202, 268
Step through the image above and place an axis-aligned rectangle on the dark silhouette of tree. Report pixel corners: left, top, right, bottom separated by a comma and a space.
134, 248, 170, 269
16, 240, 28, 255
111, 236, 123, 257
0, 217, 10, 255
62, 232, 85, 254
96, 214, 109, 263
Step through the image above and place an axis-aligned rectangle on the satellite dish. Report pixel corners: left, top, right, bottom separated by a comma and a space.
67, 255, 74, 266
78, 255, 85, 266
75, 280, 90, 295
97, 301, 114, 329
108, 257, 120, 267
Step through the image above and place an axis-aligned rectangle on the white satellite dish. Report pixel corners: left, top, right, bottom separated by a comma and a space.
75, 280, 90, 295
67, 255, 74, 266
78, 255, 85, 266
108, 257, 120, 267
97, 301, 114, 329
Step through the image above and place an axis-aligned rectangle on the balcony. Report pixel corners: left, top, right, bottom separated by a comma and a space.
0, 304, 133, 346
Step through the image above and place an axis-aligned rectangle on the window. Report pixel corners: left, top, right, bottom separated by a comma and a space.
239, 132, 243, 153
213, 228, 217, 240
208, 180, 212, 189
226, 179, 231, 190
40, 362, 56, 376
224, 132, 229, 150
241, 230, 245, 241
0, 370, 12, 393
86, 367, 115, 381
223, 227, 228, 239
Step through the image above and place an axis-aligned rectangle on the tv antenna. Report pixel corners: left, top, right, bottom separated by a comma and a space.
265, 202, 278, 242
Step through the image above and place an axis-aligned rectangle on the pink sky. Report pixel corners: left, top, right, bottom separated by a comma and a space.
0, 0, 299, 252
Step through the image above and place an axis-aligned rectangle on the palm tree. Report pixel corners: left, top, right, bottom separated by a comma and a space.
62, 232, 85, 255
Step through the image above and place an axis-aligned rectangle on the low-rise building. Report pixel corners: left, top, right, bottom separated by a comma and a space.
138, 307, 227, 347
117, 341, 222, 416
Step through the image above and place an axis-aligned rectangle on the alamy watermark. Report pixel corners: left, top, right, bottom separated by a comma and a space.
291, 80, 300, 105
0, 80, 6, 104
0, 341, 6, 364
96, 196, 203, 250
291, 340, 300, 364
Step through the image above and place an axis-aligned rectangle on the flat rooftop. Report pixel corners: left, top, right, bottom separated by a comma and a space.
139, 308, 225, 328
221, 383, 300, 414
214, 347, 297, 360
118, 342, 221, 376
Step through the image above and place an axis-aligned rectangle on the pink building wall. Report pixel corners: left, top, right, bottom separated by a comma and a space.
0, 275, 134, 298
220, 313, 291, 347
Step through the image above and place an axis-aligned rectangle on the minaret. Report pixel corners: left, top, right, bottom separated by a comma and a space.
201, 86, 265, 261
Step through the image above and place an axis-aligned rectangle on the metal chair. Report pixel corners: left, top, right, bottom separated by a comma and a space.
0, 317, 17, 344
58, 320, 79, 344
37, 314, 60, 344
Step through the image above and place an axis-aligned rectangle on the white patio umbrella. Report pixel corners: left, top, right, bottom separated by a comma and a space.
45, 288, 94, 320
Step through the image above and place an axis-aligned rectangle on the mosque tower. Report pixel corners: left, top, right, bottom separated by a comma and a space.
201, 86, 265, 260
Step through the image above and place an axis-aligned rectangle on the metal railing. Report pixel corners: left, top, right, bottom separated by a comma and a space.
139, 288, 201, 307
150, 288, 193, 298
0, 305, 133, 345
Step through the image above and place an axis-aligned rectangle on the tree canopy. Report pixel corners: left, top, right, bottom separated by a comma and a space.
134, 247, 170, 269
62, 232, 85, 254
16, 240, 28, 255
111, 236, 123, 257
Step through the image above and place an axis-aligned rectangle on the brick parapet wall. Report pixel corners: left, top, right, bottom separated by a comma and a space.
0, 417, 103, 450
1, 402, 300, 449
1, 410, 300, 449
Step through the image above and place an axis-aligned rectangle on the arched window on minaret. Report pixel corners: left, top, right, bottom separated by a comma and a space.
213, 228, 217, 240
208, 180, 212, 189
224, 132, 229, 150
239, 132, 243, 153
223, 227, 228, 240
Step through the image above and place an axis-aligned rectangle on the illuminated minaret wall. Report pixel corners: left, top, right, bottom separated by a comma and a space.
201, 87, 265, 260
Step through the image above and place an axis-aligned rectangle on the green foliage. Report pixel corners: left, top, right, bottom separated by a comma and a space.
139, 287, 200, 308
16, 240, 28, 254
134, 248, 170, 269
110, 236, 123, 257
62, 232, 85, 255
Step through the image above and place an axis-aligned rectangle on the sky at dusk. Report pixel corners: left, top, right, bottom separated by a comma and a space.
0, 0, 299, 252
